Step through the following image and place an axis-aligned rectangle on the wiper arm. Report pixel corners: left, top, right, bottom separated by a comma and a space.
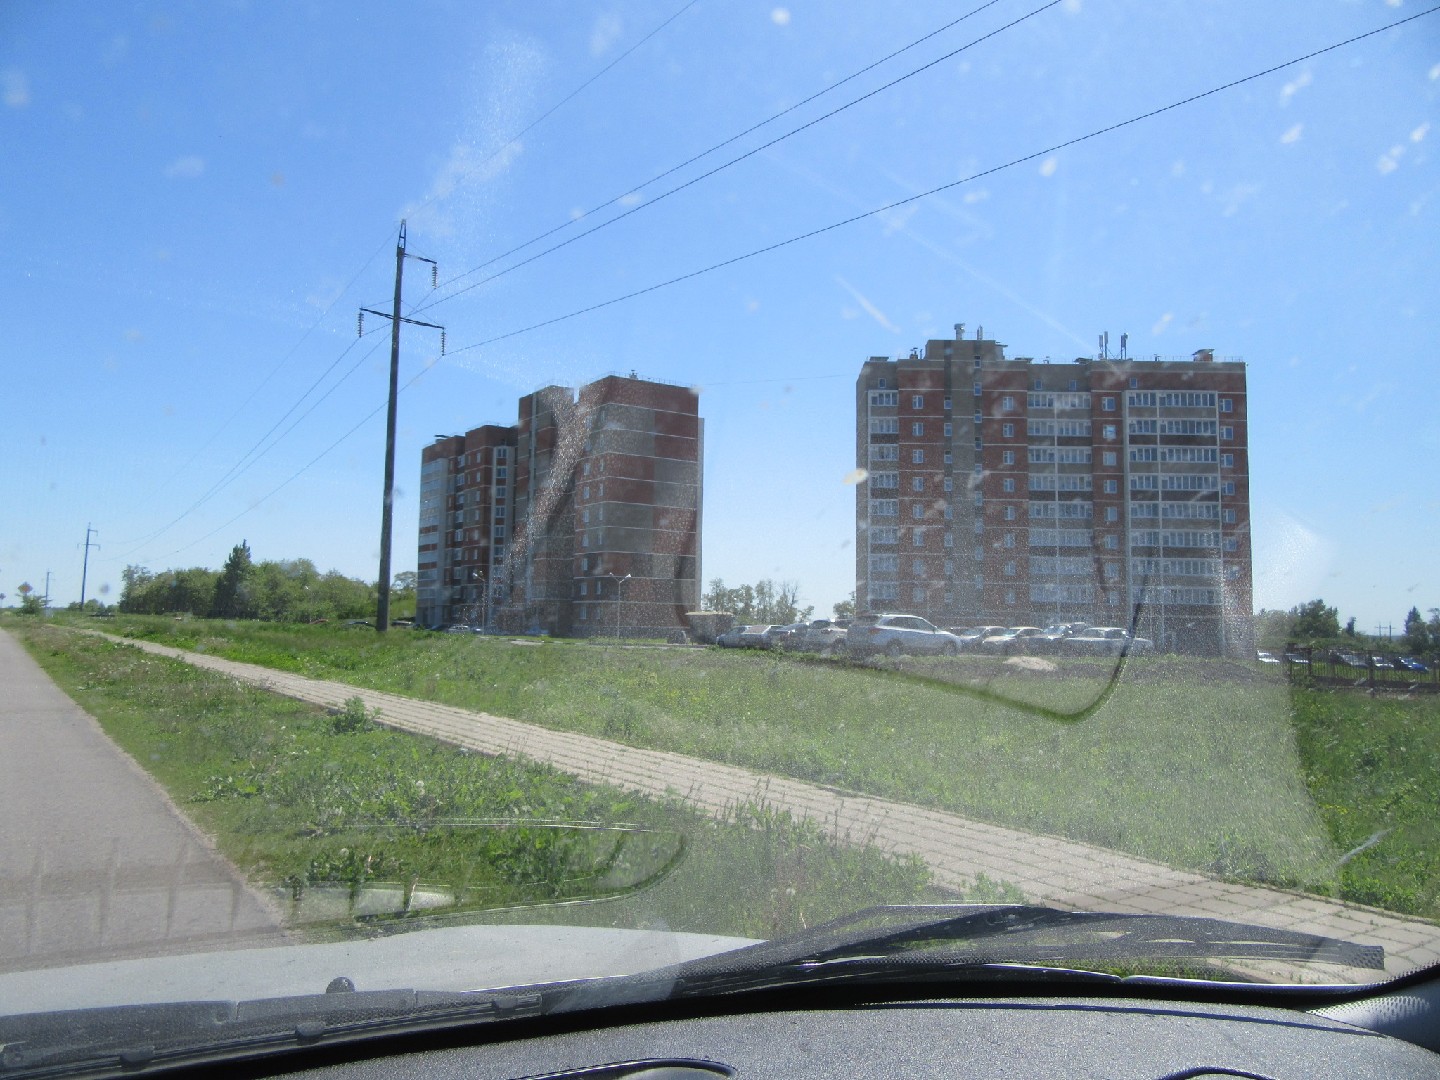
654, 905, 1385, 998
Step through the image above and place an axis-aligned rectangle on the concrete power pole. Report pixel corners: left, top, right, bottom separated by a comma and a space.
80, 524, 99, 608
359, 220, 443, 632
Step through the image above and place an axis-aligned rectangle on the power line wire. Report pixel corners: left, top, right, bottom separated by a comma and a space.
445, 6, 1438, 357
401, 0, 702, 233
417, 0, 1013, 307
108, 228, 397, 550
151, 360, 440, 562
108, 332, 389, 563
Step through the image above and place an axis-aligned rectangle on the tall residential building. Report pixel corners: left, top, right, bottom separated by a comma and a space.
855, 325, 1253, 655
417, 375, 702, 637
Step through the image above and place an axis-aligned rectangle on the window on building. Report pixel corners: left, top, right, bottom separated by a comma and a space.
1033, 377, 1043, 391
943, 422, 953, 437
911, 476, 924, 492
1102, 451, 1117, 466
943, 397, 952, 410
1102, 396, 1115, 411
913, 394, 925, 409
1001, 394, 1015, 411
1004, 561, 1017, 576
1104, 534, 1119, 550
944, 451, 953, 464
1224, 537, 1238, 552
974, 491, 983, 506
1222, 481, 1236, 496
1003, 532, 1015, 548
912, 421, 924, 436
1103, 479, 1118, 494
1221, 425, 1235, 440
1102, 424, 1117, 440
1002, 478, 1015, 493
913, 528, 925, 546
974, 410, 983, 424
1002, 450, 1015, 465
1103, 563, 1120, 580
912, 558, 925, 575
912, 503, 925, 518
1002, 422, 1014, 438
1221, 398, 1234, 413
973, 381, 982, 396
942, 477, 953, 492
579, 581, 588, 596
913, 586, 926, 603
943, 532, 954, 548
1105, 506, 1119, 523
1004, 506, 1017, 521
912, 449, 925, 463
1223, 509, 1237, 524
877, 378, 886, 388
1067, 379, 1078, 392
1004, 589, 1016, 605
1221, 453, 1234, 468
1129, 376, 1138, 389
943, 559, 954, 575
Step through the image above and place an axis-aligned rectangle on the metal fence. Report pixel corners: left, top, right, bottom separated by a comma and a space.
1282, 644, 1439, 693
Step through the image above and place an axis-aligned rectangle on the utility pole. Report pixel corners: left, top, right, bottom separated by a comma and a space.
44, 570, 51, 611
359, 220, 444, 632
80, 524, 99, 608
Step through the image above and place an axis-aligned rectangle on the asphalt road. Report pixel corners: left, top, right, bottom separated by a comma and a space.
0, 629, 284, 972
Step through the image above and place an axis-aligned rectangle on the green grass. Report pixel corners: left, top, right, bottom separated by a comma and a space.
1291, 688, 1440, 918
11, 622, 971, 940
59, 614, 1354, 903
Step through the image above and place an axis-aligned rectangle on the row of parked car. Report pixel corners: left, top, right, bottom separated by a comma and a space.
1275, 648, 1432, 673
715, 614, 1154, 658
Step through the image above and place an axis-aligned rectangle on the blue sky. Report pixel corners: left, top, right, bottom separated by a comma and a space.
1, 0, 1436, 629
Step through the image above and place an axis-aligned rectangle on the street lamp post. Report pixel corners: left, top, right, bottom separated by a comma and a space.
607, 572, 631, 641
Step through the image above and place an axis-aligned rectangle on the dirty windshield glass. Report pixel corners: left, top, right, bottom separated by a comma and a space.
1, 0, 1437, 1039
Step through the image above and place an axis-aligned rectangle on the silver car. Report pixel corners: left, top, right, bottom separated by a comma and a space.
849, 614, 963, 657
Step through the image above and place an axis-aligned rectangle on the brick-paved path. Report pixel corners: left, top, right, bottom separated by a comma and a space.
107, 634, 1439, 981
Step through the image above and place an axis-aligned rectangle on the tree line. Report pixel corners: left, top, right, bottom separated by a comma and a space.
1256, 598, 1440, 655
119, 541, 415, 623
701, 578, 814, 626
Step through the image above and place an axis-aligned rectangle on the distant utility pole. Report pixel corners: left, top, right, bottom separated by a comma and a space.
80, 524, 99, 608
44, 570, 51, 610
359, 220, 444, 632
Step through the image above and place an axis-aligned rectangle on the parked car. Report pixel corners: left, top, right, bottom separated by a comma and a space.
714, 625, 747, 648
978, 627, 1047, 654
848, 614, 963, 657
1370, 655, 1394, 670
737, 624, 780, 649
1256, 650, 1280, 664
1397, 656, 1430, 673
765, 622, 808, 649
791, 618, 849, 655
1025, 623, 1091, 653
949, 625, 1008, 650
1063, 627, 1155, 656
1331, 651, 1368, 668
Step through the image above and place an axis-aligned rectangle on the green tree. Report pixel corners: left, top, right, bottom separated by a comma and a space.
17, 583, 42, 616
1402, 606, 1431, 654
833, 591, 856, 620
1290, 598, 1340, 640
210, 541, 255, 619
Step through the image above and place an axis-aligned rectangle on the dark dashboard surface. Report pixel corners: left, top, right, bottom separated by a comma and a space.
278, 997, 1440, 1080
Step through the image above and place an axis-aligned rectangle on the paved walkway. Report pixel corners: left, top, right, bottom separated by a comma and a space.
100, 633, 1440, 980
0, 631, 284, 972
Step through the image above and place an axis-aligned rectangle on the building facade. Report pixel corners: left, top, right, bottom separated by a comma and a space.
855, 325, 1253, 655
417, 375, 702, 637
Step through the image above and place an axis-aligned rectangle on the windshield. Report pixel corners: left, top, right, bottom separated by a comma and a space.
2, 0, 1438, 1062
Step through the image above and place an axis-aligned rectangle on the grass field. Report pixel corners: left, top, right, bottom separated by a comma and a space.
10, 622, 970, 940
55, 614, 1377, 908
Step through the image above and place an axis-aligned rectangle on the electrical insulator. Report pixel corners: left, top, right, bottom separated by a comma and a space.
357, 312, 364, 337
431, 265, 438, 288
440, 330, 447, 355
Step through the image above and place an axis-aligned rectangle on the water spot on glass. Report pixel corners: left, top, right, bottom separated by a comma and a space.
842, 468, 868, 485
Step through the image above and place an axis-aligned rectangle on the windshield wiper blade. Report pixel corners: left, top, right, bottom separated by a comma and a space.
653, 905, 1386, 998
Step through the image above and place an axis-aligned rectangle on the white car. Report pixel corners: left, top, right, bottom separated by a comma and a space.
849, 614, 964, 657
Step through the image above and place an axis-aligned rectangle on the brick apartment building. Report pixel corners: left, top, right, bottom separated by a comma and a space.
855, 325, 1253, 655
417, 375, 702, 637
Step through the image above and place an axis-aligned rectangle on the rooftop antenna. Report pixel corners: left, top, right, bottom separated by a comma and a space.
976, 324, 983, 340
1120, 332, 1128, 360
